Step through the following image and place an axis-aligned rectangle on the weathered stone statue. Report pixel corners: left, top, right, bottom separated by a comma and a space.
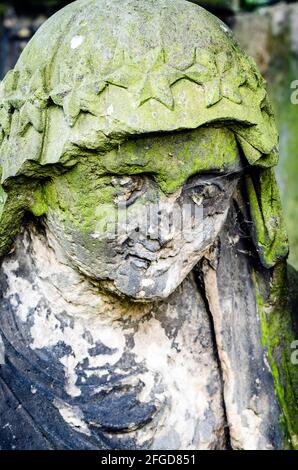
0, 0, 297, 450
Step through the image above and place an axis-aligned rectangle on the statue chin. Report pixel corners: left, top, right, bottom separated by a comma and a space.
88, 244, 212, 302
99, 268, 184, 302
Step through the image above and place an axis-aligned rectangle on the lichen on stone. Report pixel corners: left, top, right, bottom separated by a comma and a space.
254, 263, 298, 449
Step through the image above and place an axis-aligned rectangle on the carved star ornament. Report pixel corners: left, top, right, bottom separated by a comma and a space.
0, 45, 259, 137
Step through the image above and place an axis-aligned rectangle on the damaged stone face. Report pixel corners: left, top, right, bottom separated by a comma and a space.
42, 127, 242, 300
0, 0, 297, 451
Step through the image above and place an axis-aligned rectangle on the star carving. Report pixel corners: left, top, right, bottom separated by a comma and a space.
47, 46, 250, 125
0, 45, 265, 138
0, 70, 20, 139
50, 81, 101, 127
50, 47, 185, 125
18, 68, 49, 135
49, 49, 128, 126
0, 106, 11, 143
105, 47, 185, 109
0, 70, 20, 106
240, 56, 266, 92
185, 49, 245, 107
50, 72, 104, 127
0, 67, 49, 136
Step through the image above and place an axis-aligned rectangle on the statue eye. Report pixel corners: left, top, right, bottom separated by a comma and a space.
190, 192, 204, 206
189, 183, 219, 206
112, 175, 145, 206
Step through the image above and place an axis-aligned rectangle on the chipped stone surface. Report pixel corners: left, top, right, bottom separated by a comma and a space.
201, 205, 283, 450
53, 399, 91, 436
0, 224, 226, 449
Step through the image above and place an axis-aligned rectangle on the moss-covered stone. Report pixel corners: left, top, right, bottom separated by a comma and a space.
246, 168, 289, 268
0, 0, 285, 269
254, 262, 298, 449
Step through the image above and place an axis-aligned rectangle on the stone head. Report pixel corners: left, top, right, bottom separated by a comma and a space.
0, 0, 288, 301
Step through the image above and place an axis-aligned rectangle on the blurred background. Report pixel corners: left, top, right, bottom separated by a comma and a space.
0, 0, 297, 267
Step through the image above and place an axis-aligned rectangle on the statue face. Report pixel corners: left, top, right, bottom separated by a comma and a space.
40, 127, 242, 301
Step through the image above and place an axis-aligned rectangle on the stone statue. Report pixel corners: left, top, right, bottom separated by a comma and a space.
0, 0, 297, 451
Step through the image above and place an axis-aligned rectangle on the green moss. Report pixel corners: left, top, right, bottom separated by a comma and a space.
0, 184, 7, 218
43, 168, 122, 235
0, 179, 38, 258
85, 126, 239, 194
33, 126, 240, 237
30, 185, 48, 217
254, 263, 298, 449
246, 168, 289, 268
